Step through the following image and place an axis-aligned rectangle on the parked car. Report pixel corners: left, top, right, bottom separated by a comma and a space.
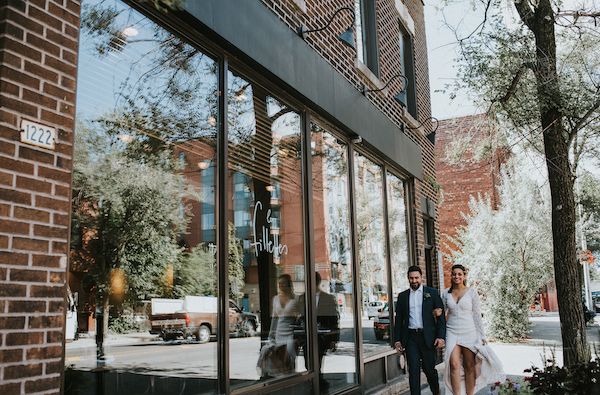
373, 303, 390, 340
149, 296, 259, 343
367, 301, 385, 320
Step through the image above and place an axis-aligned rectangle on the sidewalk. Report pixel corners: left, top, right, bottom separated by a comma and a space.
397, 314, 600, 394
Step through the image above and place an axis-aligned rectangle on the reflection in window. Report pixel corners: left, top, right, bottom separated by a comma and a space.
68, 1, 218, 393
387, 174, 410, 296
227, 71, 307, 388
354, 152, 389, 356
311, 124, 357, 393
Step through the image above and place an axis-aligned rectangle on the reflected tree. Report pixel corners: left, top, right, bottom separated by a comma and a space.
70, 127, 188, 358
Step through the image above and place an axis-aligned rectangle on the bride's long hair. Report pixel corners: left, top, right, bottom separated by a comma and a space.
448, 264, 467, 293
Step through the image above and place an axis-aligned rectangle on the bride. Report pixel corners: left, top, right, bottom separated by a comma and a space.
442, 264, 504, 395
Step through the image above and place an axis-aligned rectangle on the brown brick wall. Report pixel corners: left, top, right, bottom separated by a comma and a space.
0, 0, 80, 393
260, 0, 439, 285
435, 114, 509, 288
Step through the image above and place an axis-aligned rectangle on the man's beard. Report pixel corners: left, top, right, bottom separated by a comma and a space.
410, 283, 420, 290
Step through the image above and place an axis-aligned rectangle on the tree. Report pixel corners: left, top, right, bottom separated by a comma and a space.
450, 162, 554, 340
70, 127, 187, 356
446, 0, 600, 364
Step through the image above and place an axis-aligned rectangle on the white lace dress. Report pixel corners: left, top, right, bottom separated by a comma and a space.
442, 287, 504, 394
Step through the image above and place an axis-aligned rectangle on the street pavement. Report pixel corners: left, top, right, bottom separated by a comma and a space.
64, 313, 600, 394
399, 314, 600, 394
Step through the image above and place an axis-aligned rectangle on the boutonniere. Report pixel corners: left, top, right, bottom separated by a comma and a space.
424, 292, 431, 299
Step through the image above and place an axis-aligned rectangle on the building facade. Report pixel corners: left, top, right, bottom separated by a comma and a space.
0, 1, 439, 394
434, 114, 506, 288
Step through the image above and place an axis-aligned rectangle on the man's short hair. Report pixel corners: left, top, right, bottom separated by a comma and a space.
407, 265, 422, 276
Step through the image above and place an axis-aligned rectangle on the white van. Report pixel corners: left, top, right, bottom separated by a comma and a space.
367, 301, 385, 319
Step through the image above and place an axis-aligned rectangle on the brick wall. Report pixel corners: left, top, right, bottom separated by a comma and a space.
0, 0, 80, 393
260, 0, 439, 284
435, 114, 509, 287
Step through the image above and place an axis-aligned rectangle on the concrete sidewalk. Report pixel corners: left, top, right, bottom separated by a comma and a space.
396, 314, 600, 394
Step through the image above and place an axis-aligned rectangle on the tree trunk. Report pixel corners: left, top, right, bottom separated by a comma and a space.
530, 0, 589, 365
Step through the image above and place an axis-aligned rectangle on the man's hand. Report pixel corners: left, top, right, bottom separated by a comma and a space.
394, 341, 404, 354
434, 338, 445, 349
432, 308, 442, 318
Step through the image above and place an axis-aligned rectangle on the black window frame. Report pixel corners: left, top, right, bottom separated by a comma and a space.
398, 21, 417, 119
357, 0, 380, 77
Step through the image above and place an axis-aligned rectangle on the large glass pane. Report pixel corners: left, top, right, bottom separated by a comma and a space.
387, 173, 410, 306
227, 71, 308, 388
353, 152, 389, 356
67, 1, 218, 393
311, 124, 357, 393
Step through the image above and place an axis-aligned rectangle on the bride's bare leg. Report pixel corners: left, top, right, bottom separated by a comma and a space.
461, 347, 476, 395
449, 346, 462, 394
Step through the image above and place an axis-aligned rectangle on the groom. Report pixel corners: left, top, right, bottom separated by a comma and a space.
394, 265, 446, 395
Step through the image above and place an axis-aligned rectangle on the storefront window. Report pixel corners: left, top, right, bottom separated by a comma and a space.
353, 152, 389, 356
227, 71, 308, 388
68, 1, 218, 393
311, 124, 357, 392
387, 173, 410, 297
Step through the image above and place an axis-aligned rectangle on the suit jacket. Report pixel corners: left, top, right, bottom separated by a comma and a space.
297, 292, 340, 346
316, 291, 340, 344
393, 286, 446, 349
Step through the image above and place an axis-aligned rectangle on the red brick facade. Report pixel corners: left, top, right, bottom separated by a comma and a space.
435, 114, 508, 287
261, 0, 439, 280
0, 0, 80, 393
0, 0, 436, 393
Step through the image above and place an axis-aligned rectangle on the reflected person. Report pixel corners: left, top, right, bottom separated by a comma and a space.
299, 272, 340, 391
259, 273, 299, 377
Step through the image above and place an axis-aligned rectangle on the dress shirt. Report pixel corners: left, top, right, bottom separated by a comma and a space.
408, 285, 423, 329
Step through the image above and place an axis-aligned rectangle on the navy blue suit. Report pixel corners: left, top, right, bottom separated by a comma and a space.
394, 286, 445, 395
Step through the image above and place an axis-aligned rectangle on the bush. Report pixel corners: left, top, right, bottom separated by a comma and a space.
525, 354, 600, 394
108, 315, 142, 334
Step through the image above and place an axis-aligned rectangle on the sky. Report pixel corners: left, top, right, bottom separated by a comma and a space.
425, 1, 478, 120
424, 0, 600, 177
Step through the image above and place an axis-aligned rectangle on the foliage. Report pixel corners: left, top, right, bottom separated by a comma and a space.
70, 126, 188, 305
446, 1, 600, 170
108, 315, 143, 334
579, 171, 600, 255
228, 223, 245, 300
80, 0, 219, 168
525, 352, 600, 394
172, 244, 217, 298
449, 160, 554, 341
442, 0, 599, 365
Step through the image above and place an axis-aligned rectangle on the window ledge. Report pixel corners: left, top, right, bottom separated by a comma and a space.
355, 59, 386, 94
291, 0, 307, 13
403, 111, 429, 136
394, 0, 415, 35
363, 348, 398, 363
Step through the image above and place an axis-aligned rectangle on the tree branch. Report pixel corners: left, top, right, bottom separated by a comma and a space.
572, 95, 600, 133
487, 62, 534, 114
556, 10, 600, 21
513, 0, 536, 30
